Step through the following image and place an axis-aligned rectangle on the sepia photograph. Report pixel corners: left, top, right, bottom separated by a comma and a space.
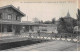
0, 0, 80, 51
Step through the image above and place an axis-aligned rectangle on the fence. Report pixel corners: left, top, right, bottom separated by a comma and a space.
27, 32, 80, 42
0, 32, 80, 43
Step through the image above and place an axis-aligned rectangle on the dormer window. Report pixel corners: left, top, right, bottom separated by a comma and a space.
8, 14, 12, 19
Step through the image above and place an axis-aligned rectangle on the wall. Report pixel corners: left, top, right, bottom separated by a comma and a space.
0, 7, 22, 22
33, 24, 58, 33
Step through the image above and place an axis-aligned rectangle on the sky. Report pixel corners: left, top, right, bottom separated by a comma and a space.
78, 0, 80, 9
0, 0, 78, 22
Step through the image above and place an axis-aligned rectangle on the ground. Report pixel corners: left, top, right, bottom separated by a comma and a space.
5, 41, 80, 51
0, 34, 80, 51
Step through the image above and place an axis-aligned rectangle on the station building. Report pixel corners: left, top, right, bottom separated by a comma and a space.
0, 5, 58, 37
0, 5, 39, 36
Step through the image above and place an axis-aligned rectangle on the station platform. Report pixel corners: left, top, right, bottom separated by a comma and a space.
5, 41, 80, 51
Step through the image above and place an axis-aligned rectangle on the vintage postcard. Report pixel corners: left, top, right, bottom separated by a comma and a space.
0, 0, 80, 51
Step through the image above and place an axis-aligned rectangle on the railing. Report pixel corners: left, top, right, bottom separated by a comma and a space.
26, 32, 80, 42
0, 32, 14, 37
0, 32, 80, 43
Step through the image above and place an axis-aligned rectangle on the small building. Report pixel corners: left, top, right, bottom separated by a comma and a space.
33, 24, 58, 34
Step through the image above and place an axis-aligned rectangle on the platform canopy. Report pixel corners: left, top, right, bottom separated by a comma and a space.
0, 20, 40, 26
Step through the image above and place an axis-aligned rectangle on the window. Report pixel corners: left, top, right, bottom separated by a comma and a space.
16, 15, 20, 20
8, 14, 12, 19
0, 13, 2, 19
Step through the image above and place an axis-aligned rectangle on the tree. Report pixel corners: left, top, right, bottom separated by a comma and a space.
40, 20, 43, 24
57, 17, 76, 33
77, 9, 80, 21
52, 18, 55, 24
72, 19, 77, 26
44, 21, 52, 24
32, 17, 40, 23
57, 17, 67, 33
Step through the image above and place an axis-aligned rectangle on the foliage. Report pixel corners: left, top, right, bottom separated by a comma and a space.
77, 9, 80, 21
39, 20, 43, 24
57, 18, 67, 33
33, 17, 40, 23
52, 18, 55, 24
43, 21, 52, 24
72, 19, 77, 26
57, 17, 77, 33
43, 18, 56, 24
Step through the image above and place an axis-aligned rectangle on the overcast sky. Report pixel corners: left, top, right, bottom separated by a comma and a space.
0, 0, 78, 22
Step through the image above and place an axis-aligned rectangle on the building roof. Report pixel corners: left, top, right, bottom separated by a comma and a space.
67, 12, 70, 17
20, 21, 40, 25
39, 24, 57, 27
64, 11, 71, 18
0, 5, 25, 16
62, 11, 75, 20
0, 20, 39, 26
0, 20, 57, 26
